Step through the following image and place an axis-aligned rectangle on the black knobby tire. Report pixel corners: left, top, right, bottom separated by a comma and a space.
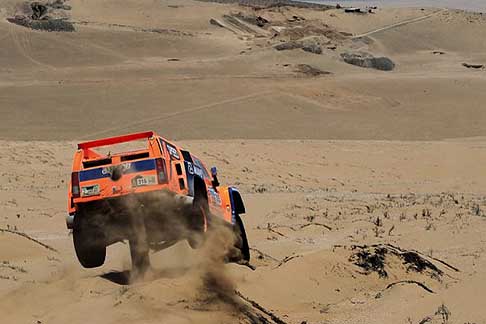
230, 214, 250, 262
187, 191, 209, 249
72, 211, 106, 268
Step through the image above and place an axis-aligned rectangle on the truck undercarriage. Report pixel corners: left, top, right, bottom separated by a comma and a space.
72, 190, 249, 275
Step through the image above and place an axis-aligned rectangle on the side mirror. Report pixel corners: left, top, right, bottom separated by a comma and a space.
210, 166, 220, 189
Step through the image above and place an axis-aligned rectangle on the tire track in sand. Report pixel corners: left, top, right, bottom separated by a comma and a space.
81, 91, 273, 139
8, 23, 56, 70
352, 9, 446, 39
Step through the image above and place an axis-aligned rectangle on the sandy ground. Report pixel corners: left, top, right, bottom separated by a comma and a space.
1, 0, 486, 323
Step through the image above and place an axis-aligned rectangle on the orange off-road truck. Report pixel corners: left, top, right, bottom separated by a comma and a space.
67, 131, 249, 272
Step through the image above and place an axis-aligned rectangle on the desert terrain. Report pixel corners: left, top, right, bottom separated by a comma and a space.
1, 0, 486, 323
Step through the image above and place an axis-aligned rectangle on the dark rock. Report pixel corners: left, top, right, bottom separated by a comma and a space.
341, 52, 395, 71
274, 41, 301, 51
49, 0, 72, 10
302, 43, 322, 54
8, 0, 74, 32
233, 13, 269, 27
30, 2, 48, 20
345, 7, 362, 13
256, 16, 269, 27
209, 18, 225, 28
287, 15, 305, 22
295, 64, 332, 77
275, 36, 326, 55
7, 16, 75, 32
462, 62, 484, 69
31, 19, 74, 32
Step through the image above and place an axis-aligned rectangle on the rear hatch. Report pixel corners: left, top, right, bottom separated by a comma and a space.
71, 132, 167, 203
73, 155, 167, 202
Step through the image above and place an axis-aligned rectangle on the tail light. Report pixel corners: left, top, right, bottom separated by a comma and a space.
155, 158, 167, 184
71, 172, 80, 198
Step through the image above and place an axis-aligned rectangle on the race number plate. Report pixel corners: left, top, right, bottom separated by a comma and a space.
133, 175, 156, 187
81, 184, 100, 197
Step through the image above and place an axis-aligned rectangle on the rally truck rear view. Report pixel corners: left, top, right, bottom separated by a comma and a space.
67, 131, 250, 274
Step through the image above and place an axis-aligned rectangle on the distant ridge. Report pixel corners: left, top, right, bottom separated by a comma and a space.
195, 0, 333, 9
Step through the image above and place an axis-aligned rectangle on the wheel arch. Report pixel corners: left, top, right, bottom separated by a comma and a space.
229, 187, 245, 215
193, 175, 207, 200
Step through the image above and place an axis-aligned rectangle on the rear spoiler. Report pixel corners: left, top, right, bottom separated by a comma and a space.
78, 131, 155, 150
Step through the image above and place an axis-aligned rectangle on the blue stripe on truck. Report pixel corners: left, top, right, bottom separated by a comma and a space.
79, 159, 156, 181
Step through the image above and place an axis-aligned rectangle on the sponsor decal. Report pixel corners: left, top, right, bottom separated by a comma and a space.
185, 161, 204, 178
186, 161, 195, 175
166, 143, 180, 160
193, 165, 204, 178
208, 187, 222, 205
101, 163, 131, 176
80, 160, 156, 182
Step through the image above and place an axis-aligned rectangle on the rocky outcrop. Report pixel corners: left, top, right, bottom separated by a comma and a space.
274, 36, 330, 55
341, 52, 395, 71
7, 1, 74, 32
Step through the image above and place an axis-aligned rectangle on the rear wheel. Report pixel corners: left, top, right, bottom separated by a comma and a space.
73, 212, 106, 268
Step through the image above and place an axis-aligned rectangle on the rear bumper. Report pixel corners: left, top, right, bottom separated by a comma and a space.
72, 183, 170, 205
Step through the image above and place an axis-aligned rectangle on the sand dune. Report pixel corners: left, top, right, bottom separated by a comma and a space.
1, 0, 486, 323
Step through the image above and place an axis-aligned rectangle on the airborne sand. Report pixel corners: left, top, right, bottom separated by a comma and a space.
1, 0, 486, 323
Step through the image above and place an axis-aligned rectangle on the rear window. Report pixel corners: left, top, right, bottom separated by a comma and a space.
92, 139, 149, 156
83, 158, 112, 168
81, 139, 151, 168
192, 157, 209, 179
121, 152, 150, 162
